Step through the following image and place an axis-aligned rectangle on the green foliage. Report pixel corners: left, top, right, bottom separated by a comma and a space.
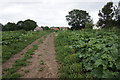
24, 70, 29, 73
2, 36, 43, 78
8, 73, 21, 78
38, 39, 43, 44
23, 19, 37, 31
39, 67, 43, 71
54, 29, 120, 78
98, 1, 119, 28
68, 63, 82, 73
2, 22, 17, 31
66, 9, 92, 30
116, 15, 120, 27
41, 26, 50, 31
2, 19, 37, 31
85, 22, 94, 29
64, 54, 80, 65
13, 59, 27, 66
40, 60, 45, 65
2, 31, 48, 63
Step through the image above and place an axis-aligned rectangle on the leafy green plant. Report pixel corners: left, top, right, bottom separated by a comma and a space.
40, 60, 45, 65
2, 31, 49, 62
2, 32, 47, 78
39, 67, 43, 71
54, 29, 120, 78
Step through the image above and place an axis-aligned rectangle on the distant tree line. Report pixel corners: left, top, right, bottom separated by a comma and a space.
2, 19, 37, 31
41, 26, 50, 31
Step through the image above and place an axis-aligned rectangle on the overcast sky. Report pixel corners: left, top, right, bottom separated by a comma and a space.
0, 0, 119, 27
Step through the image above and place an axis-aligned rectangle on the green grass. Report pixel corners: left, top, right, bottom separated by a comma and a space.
2, 31, 49, 63
3, 68, 10, 72
21, 53, 24, 55
2, 35, 46, 78
13, 59, 27, 66
44, 35, 47, 39
38, 39, 43, 44
6, 73, 21, 78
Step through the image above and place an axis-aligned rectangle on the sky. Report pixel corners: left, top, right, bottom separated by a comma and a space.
0, 0, 119, 27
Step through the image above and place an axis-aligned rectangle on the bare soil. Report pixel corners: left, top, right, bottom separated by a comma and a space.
2, 34, 46, 70
5, 33, 59, 78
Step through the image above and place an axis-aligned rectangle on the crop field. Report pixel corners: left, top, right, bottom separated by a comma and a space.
2, 32, 54, 78
1, 29, 120, 78
54, 29, 120, 78
2, 30, 48, 63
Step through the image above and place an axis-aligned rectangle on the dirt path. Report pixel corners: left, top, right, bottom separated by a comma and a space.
17, 33, 59, 78
2, 34, 47, 70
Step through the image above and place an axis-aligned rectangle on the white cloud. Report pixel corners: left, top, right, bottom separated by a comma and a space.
3, 6, 23, 14
0, 0, 119, 27
89, 10, 99, 24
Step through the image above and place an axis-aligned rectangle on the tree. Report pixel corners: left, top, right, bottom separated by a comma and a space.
114, 1, 120, 28
2, 22, 17, 31
66, 9, 91, 30
116, 16, 120, 28
98, 2, 114, 28
16, 21, 24, 30
16, 19, 37, 31
23, 19, 37, 31
85, 19, 94, 29
0, 23, 3, 31
2, 19, 37, 31
41, 26, 50, 30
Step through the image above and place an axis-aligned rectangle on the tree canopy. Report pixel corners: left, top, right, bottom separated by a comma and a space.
2, 19, 37, 31
2, 22, 17, 31
114, 1, 120, 27
0, 23, 3, 31
98, 1, 120, 28
66, 9, 92, 30
22, 19, 37, 31
41, 26, 50, 30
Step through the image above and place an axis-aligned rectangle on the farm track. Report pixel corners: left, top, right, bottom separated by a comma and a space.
2, 34, 48, 70
17, 33, 59, 78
